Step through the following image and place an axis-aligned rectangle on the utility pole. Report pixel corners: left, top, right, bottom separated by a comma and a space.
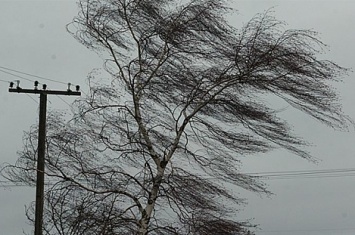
9, 81, 81, 235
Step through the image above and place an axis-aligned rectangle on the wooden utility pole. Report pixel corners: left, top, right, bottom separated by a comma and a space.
9, 81, 81, 235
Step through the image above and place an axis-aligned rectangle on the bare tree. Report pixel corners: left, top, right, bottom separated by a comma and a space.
1, 0, 350, 234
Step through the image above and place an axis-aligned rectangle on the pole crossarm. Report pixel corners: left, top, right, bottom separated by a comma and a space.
9, 88, 81, 96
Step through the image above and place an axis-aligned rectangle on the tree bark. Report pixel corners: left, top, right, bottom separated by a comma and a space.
138, 166, 164, 235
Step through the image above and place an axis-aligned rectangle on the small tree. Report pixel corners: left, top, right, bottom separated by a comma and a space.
2, 0, 350, 234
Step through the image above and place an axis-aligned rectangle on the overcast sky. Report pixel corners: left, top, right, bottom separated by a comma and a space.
1, 1, 354, 234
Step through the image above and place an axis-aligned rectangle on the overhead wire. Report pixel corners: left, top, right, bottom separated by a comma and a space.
187, 168, 355, 181
2, 167, 355, 188
0, 65, 89, 100
258, 226, 355, 233
249, 167, 355, 180
0, 65, 67, 85
55, 95, 73, 107
25, 94, 39, 104
0, 78, 11, 84
250, 167, 355, 175
0, 68, 36, 83
0, 74, 38, 104
0, 65, 85, 108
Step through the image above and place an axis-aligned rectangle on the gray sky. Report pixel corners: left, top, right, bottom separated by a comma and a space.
1, 1, 354, 234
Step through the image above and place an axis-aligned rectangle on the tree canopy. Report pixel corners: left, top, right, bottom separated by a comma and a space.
1, 0, 350, 234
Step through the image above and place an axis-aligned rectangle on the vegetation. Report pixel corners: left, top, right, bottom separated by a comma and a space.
2, 0, 350, 234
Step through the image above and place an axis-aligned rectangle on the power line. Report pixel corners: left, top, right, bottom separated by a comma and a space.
258, 226, 355, 233
0, 78, 11, 83
2, 167, 355, 188
249, 168, 355, 175
26, 94, 39, 104
249, 168, 355, 180
198, 168, 355, 180
56, 95, 72, 107
0, 65, 87, 97
0, 65, 67, 85
0, 65, 92, 102
0, 69, 35, 83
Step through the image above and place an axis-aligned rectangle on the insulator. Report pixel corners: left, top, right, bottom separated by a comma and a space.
75, 85, 80, 92
67, 83, 71, 91
43, 84, 47, 90
9, 81, 14, 88
34, 81, 39, 90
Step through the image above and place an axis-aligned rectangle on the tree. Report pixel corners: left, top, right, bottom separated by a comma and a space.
1, 0, 350, 234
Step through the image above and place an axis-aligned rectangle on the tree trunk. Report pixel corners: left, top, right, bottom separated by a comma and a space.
138, 166, 164, 235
